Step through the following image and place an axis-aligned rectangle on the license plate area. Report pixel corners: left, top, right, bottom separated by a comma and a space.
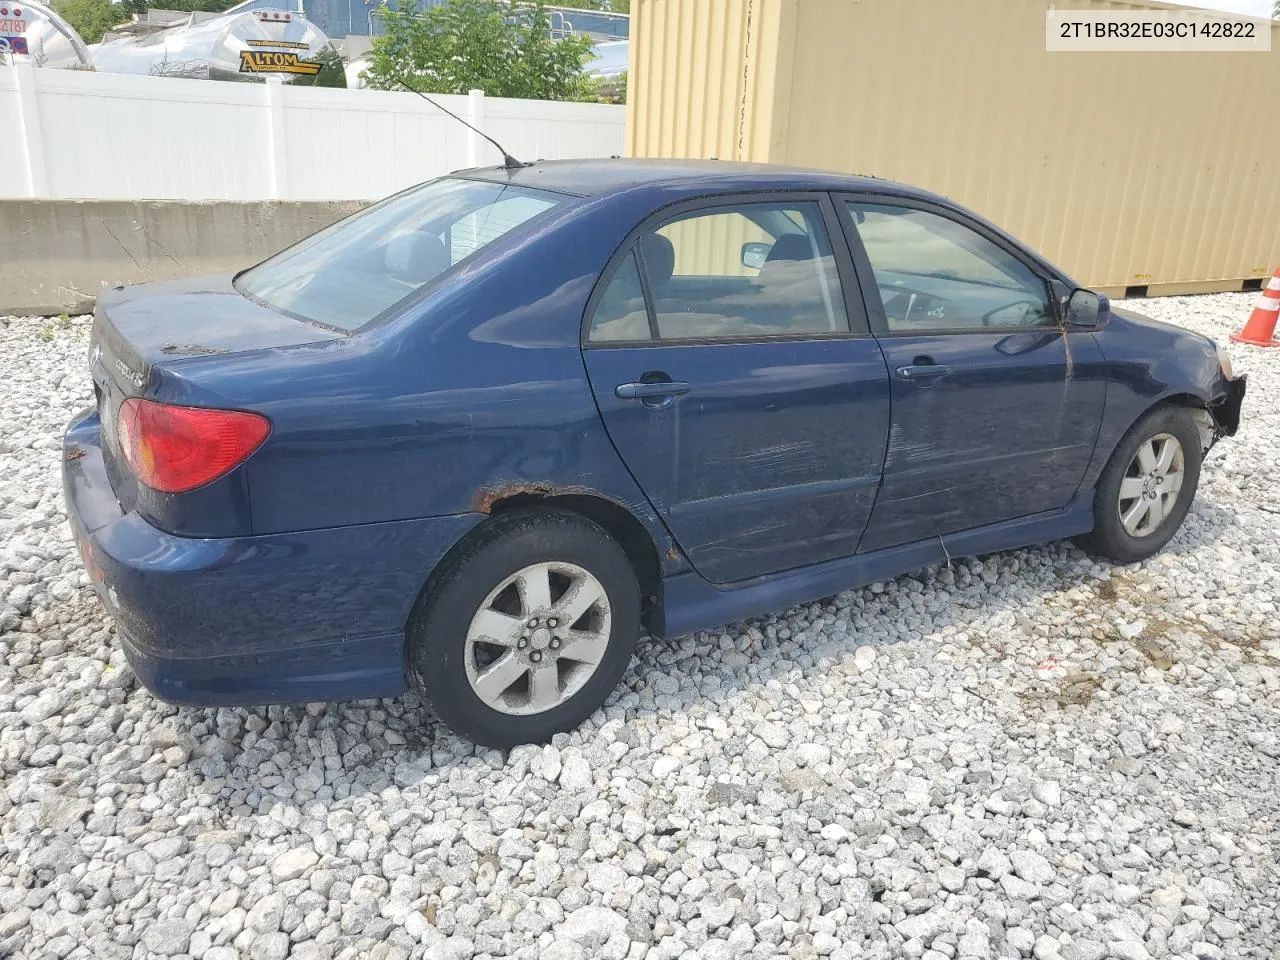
93, 371, 122, 459
91, 343, 117, 443
88, 349, 135, 507
100, 391, 118, 453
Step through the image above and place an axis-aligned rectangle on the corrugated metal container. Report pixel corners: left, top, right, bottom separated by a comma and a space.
626, 0, 1280, 296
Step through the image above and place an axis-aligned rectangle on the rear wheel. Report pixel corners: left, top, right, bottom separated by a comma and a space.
1083, 406, 1202, 564
409, 508, 641, 747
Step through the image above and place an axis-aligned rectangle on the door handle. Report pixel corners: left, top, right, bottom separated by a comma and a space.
615, 381, 691, 400
895, 364, 952, 381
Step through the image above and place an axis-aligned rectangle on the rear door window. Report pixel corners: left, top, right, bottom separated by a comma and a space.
588, 251, 652, 342
649, 203, 848, 341
588, 201, 849, 343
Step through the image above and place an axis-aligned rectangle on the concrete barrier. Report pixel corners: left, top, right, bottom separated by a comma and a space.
0, 200, 366, 316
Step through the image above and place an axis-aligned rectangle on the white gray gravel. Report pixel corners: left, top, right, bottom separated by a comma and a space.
1, 295, 1277, 960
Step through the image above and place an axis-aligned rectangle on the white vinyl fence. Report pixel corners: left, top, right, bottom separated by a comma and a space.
0, 62, 626, 202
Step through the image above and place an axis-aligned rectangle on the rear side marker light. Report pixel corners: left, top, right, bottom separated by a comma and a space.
116, 398, 271, 494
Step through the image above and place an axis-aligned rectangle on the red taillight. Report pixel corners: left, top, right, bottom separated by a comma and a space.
116, 398, 270, 494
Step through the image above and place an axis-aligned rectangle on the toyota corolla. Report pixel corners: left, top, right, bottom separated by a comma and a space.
63, 160, 1245, 746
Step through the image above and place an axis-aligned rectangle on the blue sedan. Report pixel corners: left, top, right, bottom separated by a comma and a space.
63, 160, 1245, 746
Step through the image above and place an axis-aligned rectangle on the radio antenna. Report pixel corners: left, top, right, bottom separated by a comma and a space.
394, 73, 529, 171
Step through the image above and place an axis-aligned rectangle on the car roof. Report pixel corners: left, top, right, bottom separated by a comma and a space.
456, 158, 1073, 286
459, 157, 925, 200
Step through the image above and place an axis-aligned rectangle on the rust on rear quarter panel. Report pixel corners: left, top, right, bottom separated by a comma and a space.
472, 481, 597, 515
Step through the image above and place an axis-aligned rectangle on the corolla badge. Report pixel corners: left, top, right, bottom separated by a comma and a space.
114, 358, 146, 390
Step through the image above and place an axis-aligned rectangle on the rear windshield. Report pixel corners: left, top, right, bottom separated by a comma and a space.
235, 178, 565, 332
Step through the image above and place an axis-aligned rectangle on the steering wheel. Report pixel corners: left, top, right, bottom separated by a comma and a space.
981, 299, 1044, 328
882, 285, 954, 326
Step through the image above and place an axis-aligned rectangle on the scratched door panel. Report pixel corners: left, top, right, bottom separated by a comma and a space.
583, 338, 891, 584
859, 330, 1107, 553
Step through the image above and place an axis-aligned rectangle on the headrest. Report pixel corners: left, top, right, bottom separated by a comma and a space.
764, 233, 812, 264
758, 233, 816, 287
639, 233, 675, 286
384, 230, 450, 285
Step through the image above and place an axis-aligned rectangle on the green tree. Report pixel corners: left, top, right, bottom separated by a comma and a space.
51, 0, 122, 44
367, 0, 597, 101
596, 67, 625, 103
292, 44, 348, 88
149, 0, 243, 12
52, 0, 242, 44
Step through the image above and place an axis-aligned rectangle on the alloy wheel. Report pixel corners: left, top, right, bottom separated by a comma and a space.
1118, 432, 1185, 538
463, 561, 612, 716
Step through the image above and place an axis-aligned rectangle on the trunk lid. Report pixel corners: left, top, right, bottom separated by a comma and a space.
93, 274, 340, 381
90, 274, 342, 520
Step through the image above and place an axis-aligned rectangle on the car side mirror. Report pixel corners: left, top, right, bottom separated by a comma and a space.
1064, 289, 1109, 328
741, 241, 771, 271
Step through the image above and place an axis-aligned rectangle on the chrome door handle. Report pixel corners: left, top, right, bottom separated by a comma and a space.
895, 364, 952, 381
615, 381, 691, 400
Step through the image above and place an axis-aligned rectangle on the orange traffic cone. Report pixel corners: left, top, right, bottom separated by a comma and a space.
1231, 268, 1280, 347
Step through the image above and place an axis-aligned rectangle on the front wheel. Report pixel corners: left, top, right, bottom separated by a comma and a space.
1083, 405, 1202, 564
409, 508, 641, 747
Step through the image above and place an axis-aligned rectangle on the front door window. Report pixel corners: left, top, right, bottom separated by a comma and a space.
848, 202, 1053, 332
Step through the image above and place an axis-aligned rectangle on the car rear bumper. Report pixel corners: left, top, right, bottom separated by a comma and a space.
63, 409, 484, 706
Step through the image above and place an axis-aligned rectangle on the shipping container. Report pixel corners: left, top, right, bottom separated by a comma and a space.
625, 0, 1280, 296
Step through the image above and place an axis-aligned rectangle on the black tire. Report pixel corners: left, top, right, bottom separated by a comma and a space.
1082, 405, 1202, 564
408, 508, 641, 748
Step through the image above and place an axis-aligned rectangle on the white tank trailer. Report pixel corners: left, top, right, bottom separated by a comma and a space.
91, 9, 343, 84
0, 0, 94, 69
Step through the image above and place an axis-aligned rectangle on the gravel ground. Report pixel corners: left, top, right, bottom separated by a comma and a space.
1, 295, 1277, 960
